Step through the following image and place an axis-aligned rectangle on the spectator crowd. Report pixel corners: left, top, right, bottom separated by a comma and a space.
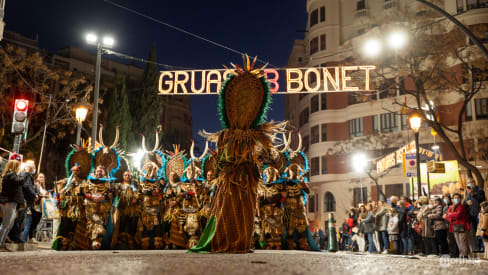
334, 183, 488, 259
0, 160, 50, 252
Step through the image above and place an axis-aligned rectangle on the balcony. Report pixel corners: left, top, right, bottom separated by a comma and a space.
354, 8, 369, 19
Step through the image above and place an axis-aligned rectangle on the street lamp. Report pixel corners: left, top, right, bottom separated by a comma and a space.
352, 153, 367, 204
409, 112, 422, 199
363, 39, 382, 57
75, 104, 88, 146
387, 31, 408, 50
85, 32, 115, 150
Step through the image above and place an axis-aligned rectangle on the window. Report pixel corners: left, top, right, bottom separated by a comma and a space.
457, 0, 464, 12
299, 108, 309, 127
311, 157, 320, 176
380, 113, 398, 132
321, 93, 327, 110
321, 155, 328, 174
349, 118, 363, 138
373, 115, 379, 133
310, 37, 319, 55
348, 93, 361, 105
401, 114, 408, 130
475, 98, 488, 120
324, 192, 336, 212
311, 125, 320, 144
353, 187, 367, 207
310, 9, 318, 27
321, 123, 327, 142
303, 135, 310, 153
357, 0, 366, 10
320, 6, 326, 22
466, 0, 488, 10
473, 67, 488, 82
320, 34, 326, 51
466, 100, 473, 121
308, 194, 316, 213
385, 184, 404, 198
311, 95, 319, 113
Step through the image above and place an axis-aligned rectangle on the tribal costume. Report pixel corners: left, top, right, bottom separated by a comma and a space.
135, 130, 165, 249
112, 171, 139, 249
84, 126, 121, 250
259, 166, 285, 250
190, 56, 285, 253
52, 145, 91, 250
162, 148, 188, 249
281, 136, 319, 251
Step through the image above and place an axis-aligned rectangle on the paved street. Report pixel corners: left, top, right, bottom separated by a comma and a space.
0, 249, 487, 275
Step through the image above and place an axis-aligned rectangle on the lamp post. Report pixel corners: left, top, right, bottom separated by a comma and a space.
75, 104, 88, 146
409, 113, 422, 199
85, 33, 115, 150
353, 153, 367, 204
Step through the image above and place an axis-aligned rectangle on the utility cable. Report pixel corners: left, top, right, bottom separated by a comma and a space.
103, 0, 277, 68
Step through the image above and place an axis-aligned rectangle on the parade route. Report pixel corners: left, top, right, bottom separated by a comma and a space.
0, 249, 487, 275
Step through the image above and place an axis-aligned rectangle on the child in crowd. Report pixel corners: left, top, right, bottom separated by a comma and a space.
387, 207, 400, 254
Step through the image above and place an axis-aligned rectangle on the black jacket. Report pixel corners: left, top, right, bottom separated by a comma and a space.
1, 172, 25, 205
19, 171, 38, 206
398, 206, 408, 237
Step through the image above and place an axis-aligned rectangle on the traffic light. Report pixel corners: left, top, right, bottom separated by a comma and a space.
11, 99, 29, 134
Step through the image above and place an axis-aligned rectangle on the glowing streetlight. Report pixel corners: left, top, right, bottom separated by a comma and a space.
86, 33, 98, 44
102, 36, 115, 47
363, 39, 382, 57
75, 105, 88, 124
409, 113, 422, 133
75, 104, 88, 146
387, 31, 408, 50
352, 153, 367, 172
409, 112, 422, 199
85, 32, 116, 150
352, 153, 367, 204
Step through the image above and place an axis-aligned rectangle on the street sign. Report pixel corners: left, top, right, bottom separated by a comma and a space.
427, 160, 445, 173
404, 153, 417, 178
9, 152, 23, 163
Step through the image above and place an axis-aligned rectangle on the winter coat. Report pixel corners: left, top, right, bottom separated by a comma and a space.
445, 203, 471, 233
427, 204, 447, 231
464, 193, 480, 218
476, 211, 488, 238
418, 205, 436, 238
361, 212, 376, 234
387, 215, 399, 235
0, 172, 25, 205
375, 207, 388, 231
398, 206, 408, 237
19, 172, 38, 206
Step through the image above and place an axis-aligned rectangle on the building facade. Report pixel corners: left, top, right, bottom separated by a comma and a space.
286, 0, 488, 230
2, 29, 193, 151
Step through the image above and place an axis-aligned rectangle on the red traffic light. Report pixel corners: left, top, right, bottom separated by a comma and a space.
15, 100, 28, 111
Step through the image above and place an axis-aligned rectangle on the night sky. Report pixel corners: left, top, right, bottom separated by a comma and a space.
4, 0, 307, 142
